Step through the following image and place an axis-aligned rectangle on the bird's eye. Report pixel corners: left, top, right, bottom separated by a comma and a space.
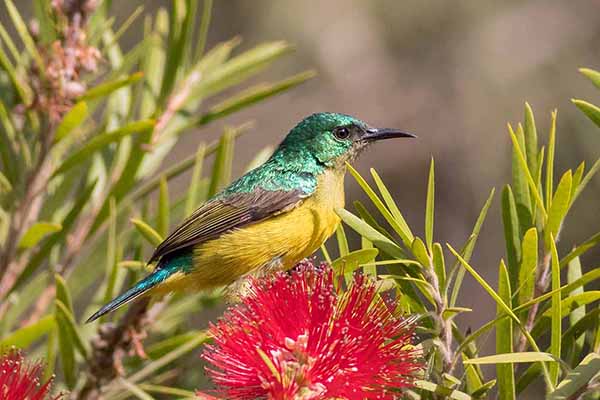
333, 126, 351, 140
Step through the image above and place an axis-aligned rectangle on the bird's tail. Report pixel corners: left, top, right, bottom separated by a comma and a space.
86, 267, 175, 323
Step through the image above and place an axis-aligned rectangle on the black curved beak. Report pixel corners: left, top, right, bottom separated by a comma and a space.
363, 128, 417, 142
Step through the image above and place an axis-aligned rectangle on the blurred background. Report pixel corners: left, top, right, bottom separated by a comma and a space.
6, 1, 600, 396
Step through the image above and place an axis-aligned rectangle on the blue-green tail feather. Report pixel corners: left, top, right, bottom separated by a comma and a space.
86, 252, 193, 323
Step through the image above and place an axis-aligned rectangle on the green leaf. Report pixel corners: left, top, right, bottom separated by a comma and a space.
414, 380, 472, 400
55, 301, 76, 388
336, 208, 405, 259
18, 222, 62, 249
579, 67, 600, 89
80, 72, 144, 101
54, 274, 74, 313
0, 315, 54, 349
570, 161, 585, 205
549, 353, 600, 400
102, 198, 119, 313
442, 307, 472, 319
572, 98, 600, 127
118, 378, 155, 400
523, 103, 538, 183
54, 119, 155, 176
185, 143, 206, 215
544, 170, 572, 248
432, 242, 446, 296
449, 188, 495, 306
501, 185, 521, 291
54, 101, 88, 142
497, 260, 516, 400
471, 380, 497, 399
465, 352, 557, 365
157, 176, 170, 237
131, 218, 163, 246
425, 158, 435, 253
55, 300, 88, 360
346, 164, 412, 247
517, 228, 538, 307
560, 231, 600, 268
370, 168, 414, 245
566, 256, 585, 364
5, 0, 45, 73
572, 157, 600, 204
509, 124, 547, 220
411, 237, 430, 267
194, 71, 316, 126
194, 0, 213, 59
190, 41, 293, 101
335, 223, 350, 258
549, 236, 561, 386
331, 249, 379, 275
207, 127, 235, 197
511, 124, 532, 229
545, 111, 557, 211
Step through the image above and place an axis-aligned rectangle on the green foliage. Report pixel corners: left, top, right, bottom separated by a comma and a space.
0, 0, 313, 397
336, 99, 600, 398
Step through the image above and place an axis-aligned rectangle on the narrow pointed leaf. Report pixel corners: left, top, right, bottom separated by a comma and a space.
572, 157, 600, 204
411, 237, 430, 267
497, 260, 516, 400
414, 380, 472, 400
432, 243, 446, 297
157, 176, 170, 237
185, 143, 206, 215
465, 352, 557, 365
524, 103, 538, 182
55, 301, 76, 388
545, 111, 557, 211
549, 235, 561, 386
335, 223, 349, 257
370, 168, 414, 245
346, 163, 412, 246
131, 218, 163, 246
0, 315, 55, 349
55, 300, 88, 360
509, 125, 547, 220
573, 98, 600, 127
18, 222, 62, 249
567, 256, 585, 364
331, 248, 379, 275
55, 101, 88, 142
544, 171, 572, 248
501, 186, 521, 291
80, 72, 144, 101
579, 67, 600, 89
54, 119, 155, 176
194, 71, 316, 126
336, 208, 405, 259
517, 228, 538, 307
208, 127, 234, 197
450, 188, 495, 306
425, 158, 435, 253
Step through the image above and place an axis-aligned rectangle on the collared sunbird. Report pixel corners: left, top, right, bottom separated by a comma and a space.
87, 112, 415, 322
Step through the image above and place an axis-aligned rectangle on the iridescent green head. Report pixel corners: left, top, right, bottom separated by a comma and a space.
278, 112, 415, 167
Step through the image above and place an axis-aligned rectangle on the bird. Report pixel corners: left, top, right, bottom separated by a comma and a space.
87, 112, 415, 322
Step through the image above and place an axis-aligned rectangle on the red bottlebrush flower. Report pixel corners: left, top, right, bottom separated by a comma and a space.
201, 261, 422, 400
0, 348, 61, 400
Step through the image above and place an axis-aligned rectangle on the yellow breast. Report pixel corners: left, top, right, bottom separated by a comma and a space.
180, 168, 346, 291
